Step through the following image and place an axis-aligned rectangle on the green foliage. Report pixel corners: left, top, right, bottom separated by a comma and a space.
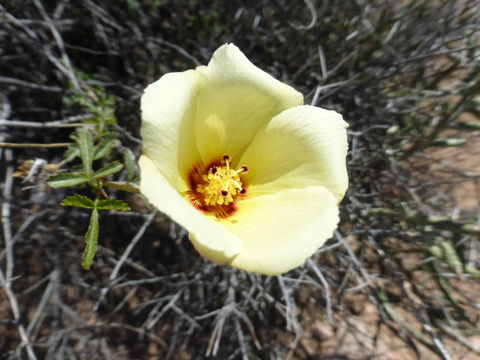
432, 138, 468, 147
47, 173, 89, 188
94, 138, 119, 160
460, 121, 480, 130
429, 239, 464, 274
82, 208, 99, 270
61, 195, 96, 209
124, 148, 137, 181
47, 72, 138, 270
76, 127, 95, 176
125, 0, 141, 12
64, 69, 117, 135
437, 239, 463, 274
61, 195, 130, 268
89, 162, 124, 181
96, 198, 130, 211
63, 145, 81, 163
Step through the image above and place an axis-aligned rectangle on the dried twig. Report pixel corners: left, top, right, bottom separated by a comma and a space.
0, 142, 72, 148
1, 148, 38, 360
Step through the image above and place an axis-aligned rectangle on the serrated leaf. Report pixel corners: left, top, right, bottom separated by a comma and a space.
61, 195, 96, 209
90, 161, 123, 181
82, 208, 99, 270
124, 148, 137, 181
77, 128, 95, 177
94, 139, 118, 160
47, 173, 89, 188
63, 144, 80, 163
96, 198, 130, 211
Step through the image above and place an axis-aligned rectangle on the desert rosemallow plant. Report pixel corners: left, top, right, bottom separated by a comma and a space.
139, 44, 348, 275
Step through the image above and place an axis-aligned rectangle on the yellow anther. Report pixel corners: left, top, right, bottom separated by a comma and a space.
196, 157, 247, 206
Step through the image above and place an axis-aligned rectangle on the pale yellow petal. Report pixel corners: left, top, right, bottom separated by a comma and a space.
139, 155, 242, 259
195, 44, 303, 164
188, 233, 236, 266
224, 186, 339, 275
141, 69, 201, 192
240, 105, 349, 201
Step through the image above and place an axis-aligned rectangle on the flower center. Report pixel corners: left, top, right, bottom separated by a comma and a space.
196, 155, 248, 206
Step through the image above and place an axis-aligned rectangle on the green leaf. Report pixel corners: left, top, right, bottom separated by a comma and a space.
63, 144, 80, 163
124, 148, 137, 181
432, 138, 467, 147
428, 244, 443, 259
77, 128, 95, 176
47, 173, 89, 188
94, 139, 118, 160
102, 181, 140, 193
82, 208, 99, 270
126, 0, 141, 11
90, 161, 123, 181
465, 264, 480, 278
61, 195, 95, 209
440, 240, 463, 274
96, 198, 130, 211
462, 121, 480, 130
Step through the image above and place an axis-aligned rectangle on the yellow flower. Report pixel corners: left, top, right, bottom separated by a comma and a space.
139, 44, 348, 275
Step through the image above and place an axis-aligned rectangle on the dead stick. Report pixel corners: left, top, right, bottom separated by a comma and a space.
0, 142, 72, 148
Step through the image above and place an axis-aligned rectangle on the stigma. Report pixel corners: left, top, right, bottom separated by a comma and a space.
196, 155, 248, 206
